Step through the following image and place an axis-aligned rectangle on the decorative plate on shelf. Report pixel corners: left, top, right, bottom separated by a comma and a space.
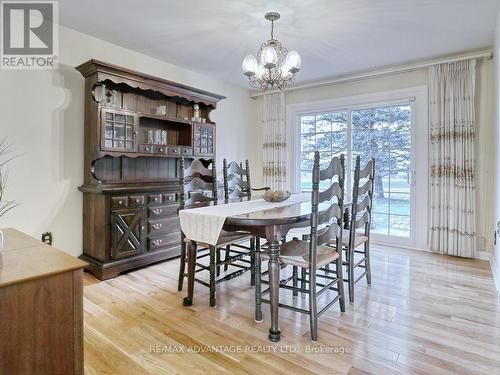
263, 190, 291, 203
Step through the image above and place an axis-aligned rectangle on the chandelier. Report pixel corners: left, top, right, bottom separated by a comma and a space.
242, 12, 301, 91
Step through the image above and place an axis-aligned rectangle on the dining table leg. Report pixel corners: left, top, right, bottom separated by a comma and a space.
183, 240, 197, 306
267, 239, 281, 342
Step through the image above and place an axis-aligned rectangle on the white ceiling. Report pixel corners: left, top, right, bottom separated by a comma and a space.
59, 0, 499, 87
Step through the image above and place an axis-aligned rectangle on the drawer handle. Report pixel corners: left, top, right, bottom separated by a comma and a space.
153, 208, 163, 215
153, 239, 163, 246
159, 148, 164, 152
166, 196, 172, 201
118, 200, 124, 205
153, 197, 159, 202
135, 198, 141, 203
153, 223, 162, 230
145, 147, 150, 152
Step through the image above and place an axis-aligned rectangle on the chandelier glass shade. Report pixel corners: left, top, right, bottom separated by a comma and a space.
242, 12, 301, 91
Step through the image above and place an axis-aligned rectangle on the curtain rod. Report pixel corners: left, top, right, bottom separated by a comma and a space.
250, 48, 492, 98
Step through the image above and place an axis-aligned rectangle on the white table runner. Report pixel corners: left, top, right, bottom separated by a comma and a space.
179, 193, 310, 246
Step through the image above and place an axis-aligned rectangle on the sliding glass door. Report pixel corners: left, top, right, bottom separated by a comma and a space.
298, 102, 414, 244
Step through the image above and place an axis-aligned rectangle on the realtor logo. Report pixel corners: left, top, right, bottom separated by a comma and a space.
1, 1, 58, 69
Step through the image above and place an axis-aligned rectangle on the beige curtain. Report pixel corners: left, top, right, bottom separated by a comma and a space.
262, 92, 287, 190
429, 59, 476, 257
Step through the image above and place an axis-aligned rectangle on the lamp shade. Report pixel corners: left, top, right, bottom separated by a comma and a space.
280, 63, 292, 78
242, 55, 258, 76
256, 63, 266, 79
260, 45, 278, 68
285, 50, 301, 73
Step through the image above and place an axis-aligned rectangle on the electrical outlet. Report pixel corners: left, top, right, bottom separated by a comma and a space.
42, 232, 53, 246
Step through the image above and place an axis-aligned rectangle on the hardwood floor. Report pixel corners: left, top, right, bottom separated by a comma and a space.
83, 246, 500, 375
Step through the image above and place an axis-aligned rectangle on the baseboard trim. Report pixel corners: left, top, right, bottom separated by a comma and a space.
491, 253, 500, 292
372, 242, 499, 292
476, 250, 492, 261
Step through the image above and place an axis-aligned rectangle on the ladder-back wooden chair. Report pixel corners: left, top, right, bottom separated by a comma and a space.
343, 156, 375, 302
178, 158, 253, 307
255, 152, 346, 341
222, 159, 270, 284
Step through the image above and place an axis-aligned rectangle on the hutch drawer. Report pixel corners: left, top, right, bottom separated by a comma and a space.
179, 146, 192, 156
111, 196, 128, 209
139, 144, 154, 154
148, 232, 180, 251
148, 194, 162, 204
162, 192, 176, 203
128, 195, 144, 206
153, 145, 168, 155
148, 204, 178, 219
147, 217, 180, 235
167, 146, 180, 156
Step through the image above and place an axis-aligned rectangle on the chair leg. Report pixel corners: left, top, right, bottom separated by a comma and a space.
300, 268, 306, 290
365, 240, 372, 285
216, 248, 221, 277
209, 246, 216, 307
254, 237, 262, 322
308, 267, 318, 341
183, 241, 197, 306
250, 237, 256, 286
348, 245, 355, 303
336, 257, 346, 312
292, 266, 298, 297
177, 238, 186, 291
224, 245, 230, 271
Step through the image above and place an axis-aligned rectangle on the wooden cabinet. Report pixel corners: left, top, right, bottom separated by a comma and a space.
0, 228, 86, 375
76, 60, 224, 280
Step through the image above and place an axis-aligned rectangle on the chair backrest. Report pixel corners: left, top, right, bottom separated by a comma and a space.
349, 156, 375, 241
309, 152, 345, 270
179, 158, 217, 208
223, 159, 251, 199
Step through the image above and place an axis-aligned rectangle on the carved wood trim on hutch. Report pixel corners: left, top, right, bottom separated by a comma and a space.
76, 60, 224, 280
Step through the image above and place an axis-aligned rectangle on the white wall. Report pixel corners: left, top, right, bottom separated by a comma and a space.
492, 10, 500, 290
0, 25, 256, 256
252, 63, 495, 254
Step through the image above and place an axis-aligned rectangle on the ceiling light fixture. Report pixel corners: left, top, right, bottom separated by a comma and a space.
242, 12, 301, 91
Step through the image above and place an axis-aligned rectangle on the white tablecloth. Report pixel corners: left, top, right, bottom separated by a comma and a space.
179, 193, 310, 245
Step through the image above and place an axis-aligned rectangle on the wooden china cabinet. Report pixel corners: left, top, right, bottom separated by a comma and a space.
76, 60, 224, 280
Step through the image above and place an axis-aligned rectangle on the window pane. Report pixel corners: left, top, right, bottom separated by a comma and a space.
371, 213, 388, 235
301, 134, 316, 151
389, 215, 410, 237
300, 115, 315, 133
301, 152, 315, 171
315, 116, 331, 133
114, 124, 125, 139
372, 195, 389, 215
301, 171, 312, 191
316, 133, 332, 151
390, 193, 410, 216
105, 123, 113, 139
332, 131, 347, 153
319, 151, 332, 169
126, 125, 133, 140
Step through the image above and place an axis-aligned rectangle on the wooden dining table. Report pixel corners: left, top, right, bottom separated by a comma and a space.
181, 195, 351, 342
